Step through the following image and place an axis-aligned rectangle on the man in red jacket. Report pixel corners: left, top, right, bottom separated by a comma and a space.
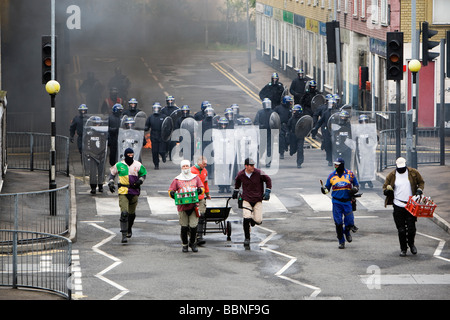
191, 156, 211, 245
233, 158, 272, 250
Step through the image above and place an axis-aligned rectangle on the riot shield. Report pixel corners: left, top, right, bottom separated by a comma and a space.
295, 115, 313, 139
329, 113, 355, 171
234, 125, 260, 171
179, 117, 199, 161
212, 129, 236, 186
351, 122, 377, 183
269, 111, 281, 130
117, 112, 146, 161
161, 116, 174, 142
311, 94, 326, 114
170, 109, 183, 129
82, 116, 108, 184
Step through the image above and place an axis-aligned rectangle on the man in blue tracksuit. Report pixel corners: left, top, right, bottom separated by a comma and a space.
322, 157, 359, 249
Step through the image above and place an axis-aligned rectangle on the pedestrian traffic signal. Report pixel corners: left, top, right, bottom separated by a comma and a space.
41, 35, 56, 84
386, 32, 404, 81
422, 21, 439, 66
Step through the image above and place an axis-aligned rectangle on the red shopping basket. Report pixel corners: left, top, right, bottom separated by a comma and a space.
405, 196, 437, 218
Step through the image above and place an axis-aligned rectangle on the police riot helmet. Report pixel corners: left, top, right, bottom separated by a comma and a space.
295, 68, 305, 78
262, 98, 272, 110
339, 110, 350, 122
224, 108, 234, 120
325, 94, 334, 100
308, 80, 317, 91
78, 104, 88, 114
292, 104, 303, 117
92, 116, 102, 125
124, 117, 135, 129
166, 95, 175, 107
282, 95, 294, 107
201, 101, 211, 111
239, 117, 252, 125
271, 73, 279, 84
112, 103, 123, 114
359, 114, 369, 124
128, 98, 138, 110
152, 102, 161, 114
327, 98, 337, 109
181, 105, 190, 117
218, 116, 229, 129
205, 106, 215, 118
230, 103, 240, 115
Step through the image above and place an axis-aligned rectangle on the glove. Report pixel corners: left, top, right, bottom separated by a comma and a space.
197, 187, 203, 195
70, 137, 74, 143
263, 188, 271, 201
416, 188, 423, 196
311, 128, 318, 137
232, 189, 239, 199
383, 185, 394, 196
169, 190, 175, 199
350, 186, 359, 195
133, 179, 143, 189
321, 187, 329, 195
108, 180, 115, 193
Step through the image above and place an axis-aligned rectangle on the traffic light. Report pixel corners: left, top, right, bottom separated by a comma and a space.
422, 21, 439, 66
386, 32, 404, 81
41, 35, 56, 84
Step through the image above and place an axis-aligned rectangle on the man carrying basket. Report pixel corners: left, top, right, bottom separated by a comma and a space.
382, 157, 425, 257
169, 160, 205, 252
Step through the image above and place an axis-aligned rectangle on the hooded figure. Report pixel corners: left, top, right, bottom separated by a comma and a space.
169, 160, 205, 252
108, 147, 147, 243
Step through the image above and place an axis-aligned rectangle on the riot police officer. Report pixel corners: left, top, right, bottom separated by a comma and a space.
145, 103, 167, 169
259, 73, 285, 107
311, 98, 338, 166
70, 104, 89, 156
254, 98, 275, 167
287, 104, 306, 168
300, 80, 319, 116
194, 101, 210, 121
123, 98, 141, 117
289, 68, 308, 104
108, 103, 124, 166
274, 95, 293, 159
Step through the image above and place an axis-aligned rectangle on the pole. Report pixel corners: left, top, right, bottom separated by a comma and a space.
50, 0, 57, 215
411, 71, 418, 168
246, 0, 251, 74
440, 39, 446, 165
395, 80, 401, 158
51, 0, 55, 80
335, 26, 341, 96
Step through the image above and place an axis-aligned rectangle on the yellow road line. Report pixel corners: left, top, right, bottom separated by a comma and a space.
211, 62, 260, 103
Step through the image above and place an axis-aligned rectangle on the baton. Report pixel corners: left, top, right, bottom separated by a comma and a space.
319, 179, 324, 188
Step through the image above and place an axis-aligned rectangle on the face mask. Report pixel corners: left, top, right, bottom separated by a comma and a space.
182, 168, 190, 175
125, 154, 134, 166
396, 167, 406, 174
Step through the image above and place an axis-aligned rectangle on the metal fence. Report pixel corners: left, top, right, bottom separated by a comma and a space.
7, 132, 70, 176
0, 185, 70, 237
0, 230, 72, 299
378, 127, 442, 170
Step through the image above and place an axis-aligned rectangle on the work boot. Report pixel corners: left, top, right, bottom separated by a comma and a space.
339, 242, 345, 249
181, 226, 189, 252
90, 184, 96, 195
127, 214, 136, 238
120, 212, 129, 243
189, 227, 198, 252
409, 245, 417, 255
98, 184, 103, 193
197, 217, 206, 246
244, 238, 250, 250
121, 233, 128, 243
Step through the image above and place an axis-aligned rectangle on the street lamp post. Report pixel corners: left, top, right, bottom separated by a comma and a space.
408, 59, 421, 169
45, 80, 60, 216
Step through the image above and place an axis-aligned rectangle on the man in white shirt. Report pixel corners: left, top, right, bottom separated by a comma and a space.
383, 157, 425, 257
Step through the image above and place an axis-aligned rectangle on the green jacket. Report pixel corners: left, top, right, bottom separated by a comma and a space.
382, 167, 425, 207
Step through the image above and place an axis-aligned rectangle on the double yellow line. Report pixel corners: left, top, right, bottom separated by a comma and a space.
211, 61, 320, 149
211, 62, 260, 103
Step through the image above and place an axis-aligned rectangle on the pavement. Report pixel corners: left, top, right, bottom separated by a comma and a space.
1, 50, 449, 300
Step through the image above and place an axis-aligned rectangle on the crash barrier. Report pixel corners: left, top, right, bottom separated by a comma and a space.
0, 229, 72, 300
378, 127, 441, 171
0, 185, 70, 237
7, 132, 70, 176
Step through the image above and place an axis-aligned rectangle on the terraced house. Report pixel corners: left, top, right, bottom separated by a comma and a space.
255, 0, 450, 127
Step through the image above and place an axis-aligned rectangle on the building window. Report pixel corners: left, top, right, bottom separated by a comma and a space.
273, 19, 280, 60
433, 0, 450, 24
353, 0, 358, 17
370, 0, 378, 24
380, 0, 388, 25
361, 0, 366, 18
